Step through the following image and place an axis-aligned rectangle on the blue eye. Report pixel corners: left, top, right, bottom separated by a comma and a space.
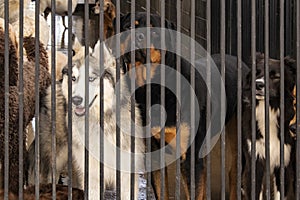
89, 77, 96, 82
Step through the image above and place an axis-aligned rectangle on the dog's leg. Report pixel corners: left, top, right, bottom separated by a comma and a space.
255, 160, 265, 200
151, 168, 169, 200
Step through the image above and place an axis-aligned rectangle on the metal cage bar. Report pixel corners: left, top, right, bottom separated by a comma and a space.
18, 0, 25, 199
160, 0, 166, 199
190, 0, 196, 199
237, 0, 242, 199
279, 0, 285, 199
51, 0, 57, 199
206, 0, 212, 198
4, 0, 10, 199
34, 0, 41, 198
250, 0, 257, 199
175, 0, 181, 199
130, 1, 136, 199
98, 0, 105, 199
84, 0, 90, 199
264, 0, 271, 198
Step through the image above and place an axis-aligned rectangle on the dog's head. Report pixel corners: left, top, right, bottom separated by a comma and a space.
61, 41, 117, 121
113, 12, 176, 86
245, 53, 295, 102
92, 0, 116, 39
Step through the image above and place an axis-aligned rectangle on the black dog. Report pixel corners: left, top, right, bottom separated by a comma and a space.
112, 12, 251, 199
114, 13, 249, 199
242, 53, 296, 199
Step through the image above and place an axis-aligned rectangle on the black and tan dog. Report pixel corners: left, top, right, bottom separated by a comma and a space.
115, 12, 250, 200
242, 54, 296, 199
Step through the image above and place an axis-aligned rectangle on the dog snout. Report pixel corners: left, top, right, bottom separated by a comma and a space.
256, 81, 265, 90
72, 96, 83, 106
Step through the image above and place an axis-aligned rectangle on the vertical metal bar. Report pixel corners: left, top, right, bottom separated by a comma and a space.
84, 0, 89, 199
18, 0, 24, 199
250, 0, 257, 199
67, 0, 73, 199
264, 0, 271, 199
146, 0, 151, 199
160, 1, 166, 199
130, 1, 136, 199
190, 0, 195, 198
220, 0, 226, 199
175, 0, 181, 199
296, 0, 300, 198
4, 0, 9, 199
51, 0, 57, 198
115, 1, 121, 199
206, 0, 211, 198
35, 0, 41, 198
236, 0, 242, 199
98, 0, 104, 199
279, 0, 285, 199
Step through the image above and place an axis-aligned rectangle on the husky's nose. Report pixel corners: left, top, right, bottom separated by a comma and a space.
256, 81, 265, 90
72, 96, 83, 106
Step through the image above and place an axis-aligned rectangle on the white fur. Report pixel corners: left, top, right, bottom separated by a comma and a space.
62, 42, 145, 199
39, 0, 78, 16
247, 101, 291, 172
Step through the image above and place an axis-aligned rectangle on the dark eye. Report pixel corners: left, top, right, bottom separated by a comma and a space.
72, 76, 76, 81
89, 77, 96, 82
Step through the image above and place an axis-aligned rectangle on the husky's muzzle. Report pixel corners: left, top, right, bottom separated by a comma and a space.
72, 95, 98, 117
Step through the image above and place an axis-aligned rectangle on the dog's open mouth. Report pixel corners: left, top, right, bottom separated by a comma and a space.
74, 95, 98, 117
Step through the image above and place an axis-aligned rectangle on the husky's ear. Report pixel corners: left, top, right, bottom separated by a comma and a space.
93, 40, 113, 61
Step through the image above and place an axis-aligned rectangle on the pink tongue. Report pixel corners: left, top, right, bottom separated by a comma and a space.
75, 107, 85, 115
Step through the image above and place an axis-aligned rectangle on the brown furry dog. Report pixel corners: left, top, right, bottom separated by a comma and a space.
0, 18, 51, 194
92, 0, 116, 39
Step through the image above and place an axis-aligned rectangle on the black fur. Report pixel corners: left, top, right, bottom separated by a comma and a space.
116, 12, 250, 199
242, 53, 296, 199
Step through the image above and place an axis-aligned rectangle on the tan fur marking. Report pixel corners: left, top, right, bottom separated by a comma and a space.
150, 44, 161, 63
152, 123, 190, 160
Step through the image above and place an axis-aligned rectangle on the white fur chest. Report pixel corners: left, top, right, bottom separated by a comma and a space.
247, 101, 291, 171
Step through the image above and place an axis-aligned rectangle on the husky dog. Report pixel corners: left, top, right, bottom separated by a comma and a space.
27, 82, 82, 188
61, 41, 145, 199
